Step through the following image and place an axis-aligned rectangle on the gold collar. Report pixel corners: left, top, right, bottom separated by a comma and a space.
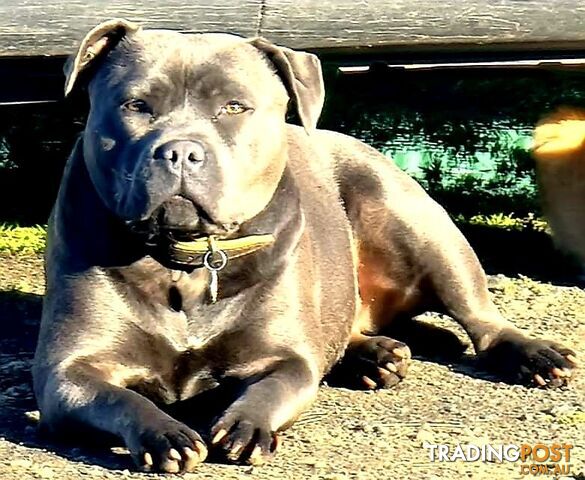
167, 234, 275, 267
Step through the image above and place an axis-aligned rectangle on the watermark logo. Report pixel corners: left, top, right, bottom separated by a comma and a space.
423, 442, 573, 476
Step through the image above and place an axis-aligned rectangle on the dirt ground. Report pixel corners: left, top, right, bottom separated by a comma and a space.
0, 254, 583, 480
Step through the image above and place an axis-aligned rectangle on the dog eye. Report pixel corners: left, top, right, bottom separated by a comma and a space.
220, 101, 249, 116
121, 99, 152, 115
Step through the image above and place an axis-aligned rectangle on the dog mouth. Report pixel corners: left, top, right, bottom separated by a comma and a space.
127, 195, 238, 245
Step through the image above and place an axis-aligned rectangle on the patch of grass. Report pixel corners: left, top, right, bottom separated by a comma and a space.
558, 410, 585, 426
0, 224, 46, 255
454, 213, 548, 233
2, 281, 40, 294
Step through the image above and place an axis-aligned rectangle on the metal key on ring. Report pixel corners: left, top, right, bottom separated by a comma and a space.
203, 236, 228, 303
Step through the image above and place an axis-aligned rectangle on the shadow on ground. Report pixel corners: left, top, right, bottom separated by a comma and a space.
460, 224, 583, 286
326, 318, 505, 390
0, 290, 138, 470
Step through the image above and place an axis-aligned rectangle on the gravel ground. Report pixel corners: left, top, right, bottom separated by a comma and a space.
0, 254, 583, 480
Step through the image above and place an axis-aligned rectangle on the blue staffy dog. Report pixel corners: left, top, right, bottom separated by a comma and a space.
33, 19, 576, 473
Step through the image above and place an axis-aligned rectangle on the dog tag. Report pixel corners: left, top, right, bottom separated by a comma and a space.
203, 244, 228, 303
209, 269, 219, 303
170, 270, 183, 283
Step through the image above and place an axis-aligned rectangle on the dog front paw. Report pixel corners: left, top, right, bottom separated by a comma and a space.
126, 419, 207, 473
480, 329, 577, 388
211, 406, 278, 465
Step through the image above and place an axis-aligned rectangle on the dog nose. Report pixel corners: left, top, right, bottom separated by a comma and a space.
153, 140, 206, 165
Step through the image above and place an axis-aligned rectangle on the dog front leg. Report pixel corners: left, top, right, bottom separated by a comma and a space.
211, 356, 318, 465
38, 369, 207, 473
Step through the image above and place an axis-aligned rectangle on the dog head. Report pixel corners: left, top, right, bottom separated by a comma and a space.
65, 19, 324, 238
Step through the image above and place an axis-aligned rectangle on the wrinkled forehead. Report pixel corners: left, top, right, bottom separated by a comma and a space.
95, 30, 286, 100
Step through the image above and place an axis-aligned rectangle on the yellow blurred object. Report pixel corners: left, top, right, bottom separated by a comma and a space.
533, 107, 585, 160
532, 107, 585, 268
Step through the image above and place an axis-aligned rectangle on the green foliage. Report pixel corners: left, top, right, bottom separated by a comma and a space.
0, 224, 46, 255
320, 68, 585, 217
336, 111, 542, 216
351, 117, 540, 217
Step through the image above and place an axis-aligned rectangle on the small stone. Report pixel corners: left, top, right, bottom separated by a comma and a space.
362, 424, 374, 434
24, 410, 40, 423
110, 447, 130, 455
415, 428, 435, 443
5, 386, 20, 397
9, 459, 32, 469
35, 467, 55, 478
373, 425, 390, 435
542, 405, 572, 417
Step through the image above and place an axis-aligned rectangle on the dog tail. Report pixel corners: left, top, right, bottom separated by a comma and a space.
532, 106, 585, 162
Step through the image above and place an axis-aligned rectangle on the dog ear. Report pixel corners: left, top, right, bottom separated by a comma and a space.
250, 38, 325, 133
64, 19, 140, 97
